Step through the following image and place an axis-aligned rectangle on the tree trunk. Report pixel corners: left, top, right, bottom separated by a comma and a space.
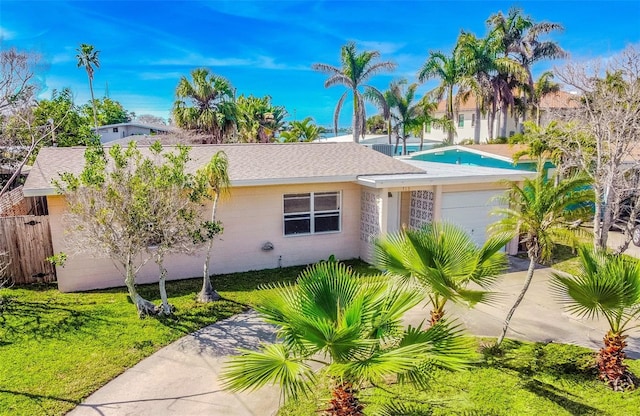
430, 307, 444, 326
326, 382, 364, 416
597, 331, 636, 391
496, 253, 537, 347
500, 105, 508, 138
198, 194, 222, 303
124, 257, 158, 317
352, 93, 359, 143
446, 87, 454, 144
156, 255, 173, 315
394, 133, 400, 156
87, 74, 99, 130
474, 105, 481, 144
387, 118, 392, 145
420, 123, 425, 151
488, 103, 496, 140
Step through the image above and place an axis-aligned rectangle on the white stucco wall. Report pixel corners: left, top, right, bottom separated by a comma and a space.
48, 182, 362, 292
423, 110, 518, 144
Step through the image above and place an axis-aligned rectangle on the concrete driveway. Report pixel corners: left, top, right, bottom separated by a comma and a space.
68, 257, 640, 416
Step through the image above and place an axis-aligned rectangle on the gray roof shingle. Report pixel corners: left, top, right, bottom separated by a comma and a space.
23, 142, 425, 195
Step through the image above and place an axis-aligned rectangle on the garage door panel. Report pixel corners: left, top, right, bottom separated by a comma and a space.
441, 190, 506, 247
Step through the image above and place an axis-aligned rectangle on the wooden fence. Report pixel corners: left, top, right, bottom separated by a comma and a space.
0, 215, 56, 284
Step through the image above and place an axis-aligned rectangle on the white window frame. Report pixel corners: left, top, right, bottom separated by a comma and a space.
283, 191, 341, 236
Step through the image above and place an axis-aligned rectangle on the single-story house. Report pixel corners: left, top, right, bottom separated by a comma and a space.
93, 122, 175, 143
23, 142, 535, 292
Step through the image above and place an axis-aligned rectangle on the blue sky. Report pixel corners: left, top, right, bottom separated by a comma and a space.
1, 0, 639, 128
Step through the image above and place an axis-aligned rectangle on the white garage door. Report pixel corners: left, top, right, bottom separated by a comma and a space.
441, 190, 505, 247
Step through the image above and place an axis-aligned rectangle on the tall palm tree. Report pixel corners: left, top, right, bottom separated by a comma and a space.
312, 42, 396, 143
488, 8, 566, 126
550, 246, 640, 391
221, 261, 474, 414
418, 49, 462, 144
172, 68, 236, 144
383, 80, 424, 155
490, 165, 594, 346
375, 222, 510, 325
196, 151, 230, 303
76, 43, 100, 129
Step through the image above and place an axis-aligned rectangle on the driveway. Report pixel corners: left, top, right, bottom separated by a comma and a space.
68, 257, 640, 416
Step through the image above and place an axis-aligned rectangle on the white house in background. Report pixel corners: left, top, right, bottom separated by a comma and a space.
23, 142, 535, 292
424, 91, 579, 144
93, 122, 175, 143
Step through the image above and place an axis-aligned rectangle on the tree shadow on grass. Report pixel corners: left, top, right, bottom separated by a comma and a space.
523, 379, 603, 416
0, 294, 104, 345
0, 388, 79, 409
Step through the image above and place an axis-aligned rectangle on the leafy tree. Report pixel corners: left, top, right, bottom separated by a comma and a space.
34, 88, 95, 147
375, 222, 509, 325
134, 114, 166, 125
83, 97, 131, 126
551, 246, 640, 391
196, 151, 230, 302
235, 95, 287, 143
222, 261, 474, 414
76, 44, 100, 129
554, 46, 640, 251
312, 42, 396, 143
172, 68, 236, 144
490, 166, 594, 346
56, 142, 210, 316
280, 117, 322, 142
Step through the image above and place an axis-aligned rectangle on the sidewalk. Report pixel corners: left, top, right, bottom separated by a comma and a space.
68, 258, 640, 415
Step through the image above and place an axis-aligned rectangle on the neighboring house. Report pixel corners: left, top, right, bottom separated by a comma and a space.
93, 122, 174, 143
23, 142, 535, 292
424, 91, 579, 144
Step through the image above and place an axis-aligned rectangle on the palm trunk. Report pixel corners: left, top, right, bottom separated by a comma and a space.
352, 93, 359, 143
474, 105, 481, 144
87, 74, 99, 130
430, 307, 445, 326
500, 105, 508, 138
420, 123, 425, 151
496, 253, 537, 346
326, 382, 364, 416
387, 118, 392, 145
198, 194, 222, 302
597, 331, 635, 391
124, 254, 158, 317
488, 102, 496, 140
446, 87, 454, 144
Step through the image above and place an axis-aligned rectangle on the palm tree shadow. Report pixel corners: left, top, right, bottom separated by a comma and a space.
523, 379, 603, 415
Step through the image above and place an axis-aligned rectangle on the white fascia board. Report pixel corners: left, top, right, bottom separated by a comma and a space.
357, 172, 537, 189
227, 175, 359, 187
22, 188, 58, 197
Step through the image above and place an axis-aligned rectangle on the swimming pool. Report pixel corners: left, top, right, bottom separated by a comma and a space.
409, 148, 550, 171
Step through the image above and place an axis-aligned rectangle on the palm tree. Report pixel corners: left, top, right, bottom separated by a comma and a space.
196, 151, 230, 303
488, 8, 566, 126
531, 71, 561, 125
418, 49, 462, 144
172, 68, 236, 144
551, 246, 640, 391
236, 95, 287, 143
375, 222, 510, 325
76, 43, 100, 129
490, 165, 594, 346
221, 261, 474, 414
280, 117, 322, 142
312, 42, 396, 143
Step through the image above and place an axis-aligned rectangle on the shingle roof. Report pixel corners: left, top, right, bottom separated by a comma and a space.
23, 142, 425, 196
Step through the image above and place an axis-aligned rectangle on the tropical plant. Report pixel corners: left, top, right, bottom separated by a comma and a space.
531, 71, 561, 125
418, 49, 463, 144
280, 117, 322, 142
490, 165, 594, 346
487, 8, 565, 127
221, 261, 474, 414
76, 43, 100, 129
235, 95, 287, 143
550, 246, 640, 391
382, 80, 423, 155
172, 68, 236, 144
195, 151, 230, 302
375, 222, 510, 325
312, 42, 396, 143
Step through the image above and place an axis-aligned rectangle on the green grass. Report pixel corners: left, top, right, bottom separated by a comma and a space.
0, 259, 373, 416
278, 340, 640, 416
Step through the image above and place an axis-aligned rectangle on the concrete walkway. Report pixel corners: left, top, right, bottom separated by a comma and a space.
68, 258, 640, 416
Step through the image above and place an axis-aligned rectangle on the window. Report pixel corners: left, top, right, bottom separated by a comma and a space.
458, 114, 464, 127
471, 114, 476, 126
113, 127, 119, 133
283, 191, 340, 235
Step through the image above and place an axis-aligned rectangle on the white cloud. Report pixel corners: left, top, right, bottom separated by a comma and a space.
151, 53, 309, 71
355, 40, 406, 55
0, 26, 15, 40
138, 71, 183, 81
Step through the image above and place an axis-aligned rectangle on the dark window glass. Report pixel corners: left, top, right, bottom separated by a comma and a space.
314, 213, 340, 233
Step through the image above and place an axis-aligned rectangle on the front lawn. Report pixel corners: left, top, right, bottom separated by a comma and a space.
0, 260, 375, 416
278, 340, 640, 415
